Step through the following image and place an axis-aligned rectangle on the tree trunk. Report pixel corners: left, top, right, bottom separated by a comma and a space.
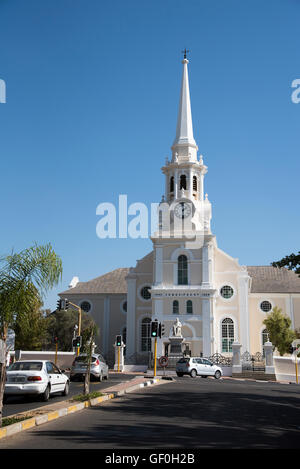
83, 342, 92, 396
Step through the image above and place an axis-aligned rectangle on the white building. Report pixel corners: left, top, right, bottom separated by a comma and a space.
60, 57, 300, 363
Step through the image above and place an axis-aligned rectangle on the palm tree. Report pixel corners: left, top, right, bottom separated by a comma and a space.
0, 243, 62, 426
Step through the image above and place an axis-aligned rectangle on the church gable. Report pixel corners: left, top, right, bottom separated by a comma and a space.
214, 247, 244, 273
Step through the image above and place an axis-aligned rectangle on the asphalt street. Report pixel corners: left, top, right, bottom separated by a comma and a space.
0, 376, 299, 449
2, 372, 138, 418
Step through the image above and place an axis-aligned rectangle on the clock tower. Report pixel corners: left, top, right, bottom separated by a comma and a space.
150, 55, 216, 358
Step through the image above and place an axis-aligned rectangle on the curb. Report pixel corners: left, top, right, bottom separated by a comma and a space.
0, 378, 162, 440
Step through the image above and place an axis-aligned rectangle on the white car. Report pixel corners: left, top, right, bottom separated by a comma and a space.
176, 357, 223, 379
70, 353, 109, 382
5, 360, 70, 402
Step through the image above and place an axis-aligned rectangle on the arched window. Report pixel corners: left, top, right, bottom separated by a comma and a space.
170, 176, 174, 193
173, 300, 179, 315
186, 300, 193, 314
221, 318, 234, 353
141, 318, 151, 352
193, 176, 197, 192
262, 329, 269, 347
178, 255, 188, 285
180, 174, 186, 190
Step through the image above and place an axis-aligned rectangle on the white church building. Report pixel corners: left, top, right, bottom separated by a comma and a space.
60, 57, 300, 364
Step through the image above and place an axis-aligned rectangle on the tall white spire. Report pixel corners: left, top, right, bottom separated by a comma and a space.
173, 58, 196, 146
172, 56, 198, 163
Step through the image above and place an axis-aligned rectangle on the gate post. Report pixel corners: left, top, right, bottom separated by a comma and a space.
232, 341, 242, 373
263, 341, 275, 375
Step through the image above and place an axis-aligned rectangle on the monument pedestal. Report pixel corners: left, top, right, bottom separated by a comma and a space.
168, 336, 184, 356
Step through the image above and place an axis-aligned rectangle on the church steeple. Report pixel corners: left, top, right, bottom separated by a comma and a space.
172, 54, 198, 163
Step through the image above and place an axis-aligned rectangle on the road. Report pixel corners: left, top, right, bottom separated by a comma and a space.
0, 376, 300, 449
2, 372, 137, 418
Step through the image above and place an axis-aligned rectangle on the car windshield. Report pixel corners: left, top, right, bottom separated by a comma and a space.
8, 362, 43, 371
203, 359, 212, 365
74, 356, 98, 363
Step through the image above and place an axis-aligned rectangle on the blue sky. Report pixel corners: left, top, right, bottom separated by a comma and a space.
0, 0, 299, 310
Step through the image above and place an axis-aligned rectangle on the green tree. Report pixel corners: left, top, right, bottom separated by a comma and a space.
272, 251, 300, 276
0, 243, 62, 426
263, 306, 296, 356
44, 308, 96, 351
13, 295, 50, 350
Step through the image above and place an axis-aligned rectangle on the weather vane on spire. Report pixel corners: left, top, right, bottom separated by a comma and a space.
182, 48, 190, 59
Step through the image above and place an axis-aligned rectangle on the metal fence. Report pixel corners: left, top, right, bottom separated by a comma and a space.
241, 351, 265, 372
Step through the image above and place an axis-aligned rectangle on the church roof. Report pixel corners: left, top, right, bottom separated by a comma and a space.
59, 268, 129, 295
59, 265, 300, 296
247, 266, 300, 293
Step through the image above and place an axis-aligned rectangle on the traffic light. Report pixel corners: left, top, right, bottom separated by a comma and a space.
116, 335, 122, 346
72, 336, 82, 348
289, 345, 296, 354
158, 323, 165, 338
151, 321, 159, 338
57, 298, 70, 311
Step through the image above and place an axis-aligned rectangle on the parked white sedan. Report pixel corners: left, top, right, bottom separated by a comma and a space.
176, 357, 223, 379
5, 360, 69, 402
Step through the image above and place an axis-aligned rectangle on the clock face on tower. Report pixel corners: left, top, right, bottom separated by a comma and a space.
174, 202, 192, 219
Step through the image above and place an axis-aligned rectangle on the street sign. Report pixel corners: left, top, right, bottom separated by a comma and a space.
159, 356, 168, 367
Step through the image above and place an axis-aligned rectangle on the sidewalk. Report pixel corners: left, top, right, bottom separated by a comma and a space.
0, 374, 164, 440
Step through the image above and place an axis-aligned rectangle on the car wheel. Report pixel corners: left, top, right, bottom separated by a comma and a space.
190, 369, 197, 378
214, 370, 221, 379
99, 372, 103, 382
41, 385, 50, 402
62, 381, 69, 396
176, 372, 183, 377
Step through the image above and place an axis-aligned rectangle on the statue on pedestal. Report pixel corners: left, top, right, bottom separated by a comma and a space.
172, 318, 182, 338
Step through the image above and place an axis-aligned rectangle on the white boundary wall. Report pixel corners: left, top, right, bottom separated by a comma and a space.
8, 351, 76, 369
274, 356, 300, 383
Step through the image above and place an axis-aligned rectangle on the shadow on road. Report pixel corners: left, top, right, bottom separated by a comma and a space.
26, 380, 300, 449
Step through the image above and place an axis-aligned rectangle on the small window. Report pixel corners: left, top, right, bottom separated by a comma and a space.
173, 300, 179, 315
186, 300, 193, 314
140, 286, 151, 300
80, 301, 91, 313
220, 285, 234, 299
178, 255, 188, 285
260, 301, 272, 313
